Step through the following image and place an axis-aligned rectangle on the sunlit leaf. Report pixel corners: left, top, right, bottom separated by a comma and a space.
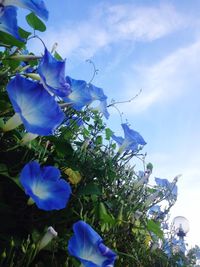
64, 168, 82, 185
26, 13, 46, 32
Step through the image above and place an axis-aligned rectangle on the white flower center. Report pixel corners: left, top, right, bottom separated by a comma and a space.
31, 182, 50, 199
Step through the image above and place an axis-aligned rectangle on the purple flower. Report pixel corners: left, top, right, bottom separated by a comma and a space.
155, 177, 178, 198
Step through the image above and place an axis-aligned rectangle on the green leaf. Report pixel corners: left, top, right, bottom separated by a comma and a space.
78, 182, 102, 196
95, 135, 102, 145
146, 162, 153, 172
26, 12, 46, 32
99, 202, 115, 225
105, 128, 113, 140
54, 51, 63, 60
47, 136, 74, 157
0, 163, 9, 177
0, 31, 24, 48
18, 27, 31, 39
147, 219, 164, 239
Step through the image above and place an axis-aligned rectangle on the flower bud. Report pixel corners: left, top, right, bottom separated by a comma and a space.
38, 226, 58, 250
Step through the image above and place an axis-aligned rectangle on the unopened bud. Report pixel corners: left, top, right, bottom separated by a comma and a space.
1, 250, 6, 259
38, 226, 58, 250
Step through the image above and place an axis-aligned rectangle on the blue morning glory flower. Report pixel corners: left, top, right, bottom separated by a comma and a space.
0, 0, 48, 41
155, 178, 170, 188
148, 205, 161, 215
3, 0, 48, 20
88, 84, 107, 102
0, 6, 23, 41
155, 177, 178, 198
87, 83, 109, 119
6, 75, 65, 135
91, 99, 110, 119
112, 123, 146, 154
63, 76, 109, 118
38, 48, 71, 97
63, 76, 93, 110
68, 220, 117, 267
20, 161, 71, 211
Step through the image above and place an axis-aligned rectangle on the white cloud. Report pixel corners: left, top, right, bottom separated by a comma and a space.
28, 2, 188, 58
120, 38, 200, 114
103, 3, 186, 41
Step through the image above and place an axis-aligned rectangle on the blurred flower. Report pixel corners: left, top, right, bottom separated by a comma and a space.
112, 123, 146, 154
0, 6, 22, 41
149, 205, 161, 215
38, 48, 71, 97
20, 161, 71, 211
155, 177, 178, 199
134, 170, 150, 189
0, 0, 48, 40
68, 220, 117, 267
38, 226, 58, 250
3, 0, 48, 20
176, 239, 186, 254
5, 75, 64, 135
144, 191, 160, 207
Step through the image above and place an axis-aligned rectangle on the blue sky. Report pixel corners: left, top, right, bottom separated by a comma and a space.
19, 0, 200, 247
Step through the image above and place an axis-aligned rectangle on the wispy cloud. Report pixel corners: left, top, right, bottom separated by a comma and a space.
29, 2, 188, 58
119, 38, 200, 114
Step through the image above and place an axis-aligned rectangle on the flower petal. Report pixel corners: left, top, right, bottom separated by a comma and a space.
122, 123, 146, 146
155, 177, 170, 187
68, 221, 117, 267
111, 135, 124, 146
38, 48, 70, 97
0, 6, 23, 41
88, 84, 107, 101
6, 75, 65, 135
63, 76, 93, 110
4, 0, 48, 20
91, 99, 110, 119
20, 161, 72, 211
112, 124, 146, 153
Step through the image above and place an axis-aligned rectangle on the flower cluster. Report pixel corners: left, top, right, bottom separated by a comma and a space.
0, 0, 187, 266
